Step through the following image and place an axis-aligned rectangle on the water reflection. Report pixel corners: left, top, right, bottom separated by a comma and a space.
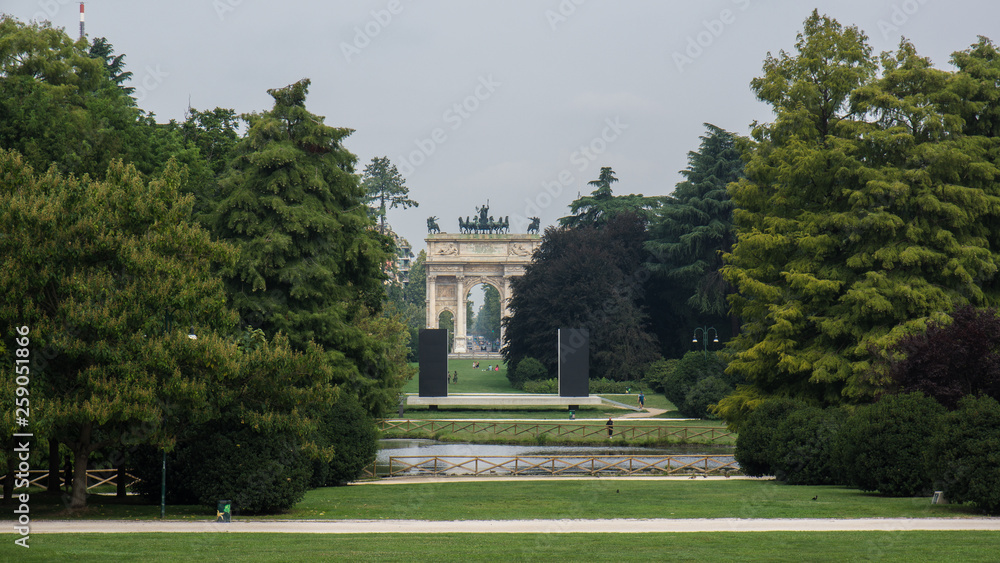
378, 439, 732, 461
377, 439, 737, 476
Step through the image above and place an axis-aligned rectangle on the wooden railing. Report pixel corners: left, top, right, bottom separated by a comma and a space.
379, 419, 735, 443
1, 468, 141, 492
364, 455, 739, 478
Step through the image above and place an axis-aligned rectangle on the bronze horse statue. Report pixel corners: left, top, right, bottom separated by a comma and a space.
527, 216, 540, 234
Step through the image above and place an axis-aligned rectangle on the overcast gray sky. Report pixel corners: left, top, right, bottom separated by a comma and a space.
6, 0, 998, 252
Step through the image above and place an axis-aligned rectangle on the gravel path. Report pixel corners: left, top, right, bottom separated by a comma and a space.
25, 517, 1000, 534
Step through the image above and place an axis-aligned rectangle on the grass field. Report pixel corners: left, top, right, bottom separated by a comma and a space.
14, 364, 990, 559
9, 477, 997, 560
400, 360, 517, 395
4, 531, 1000, 562
19, 479, 978, 521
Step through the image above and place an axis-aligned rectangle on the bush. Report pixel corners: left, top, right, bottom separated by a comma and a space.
681, 376, 732, 419
519, 377, 642, 394
508, 357, 548, 389
309, 394, 378, 487
771, 406, 847, 485
130, 423, 312, 514
930, 395, 1000, 514
836, 392, 946, 497
589, 378, 638, 394
642, 358, 677, 393
734, 398, 808, 477
522, 379, 558, 393
662, 351, 730, 415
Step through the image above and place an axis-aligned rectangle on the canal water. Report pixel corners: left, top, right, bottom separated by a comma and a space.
377, 439, 736, 476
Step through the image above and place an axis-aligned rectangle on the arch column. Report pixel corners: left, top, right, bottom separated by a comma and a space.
426, 274, 438, 328
454, 274, 467, 353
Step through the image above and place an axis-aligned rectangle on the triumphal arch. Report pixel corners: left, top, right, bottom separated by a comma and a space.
425, 226, 541, 354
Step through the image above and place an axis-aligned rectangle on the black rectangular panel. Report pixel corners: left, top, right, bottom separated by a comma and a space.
419, 329, 449, 397
558, 328, 589, 397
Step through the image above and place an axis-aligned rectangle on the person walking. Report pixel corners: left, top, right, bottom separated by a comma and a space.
606, 416, 614, 439
638, 392, 645, 410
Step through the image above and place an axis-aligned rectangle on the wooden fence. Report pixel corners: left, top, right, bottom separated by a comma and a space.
1, 468, 141, 492
364, 455, 738, 478
379, 419, 735, 443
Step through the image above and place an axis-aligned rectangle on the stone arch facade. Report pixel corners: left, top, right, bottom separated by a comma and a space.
425, 233, 541, 354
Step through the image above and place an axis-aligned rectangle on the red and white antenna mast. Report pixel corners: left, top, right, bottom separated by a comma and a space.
79, 3, 85, 41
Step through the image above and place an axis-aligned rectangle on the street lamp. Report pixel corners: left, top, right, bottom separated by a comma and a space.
161, 309, 197, 519
692, 326, 719, 359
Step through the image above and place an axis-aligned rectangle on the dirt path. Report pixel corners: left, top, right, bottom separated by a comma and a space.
616, 407, 667, 418
24, 517, 1000, 534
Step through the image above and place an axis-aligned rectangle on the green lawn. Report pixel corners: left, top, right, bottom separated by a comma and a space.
4, 532, 1000, 562
285, 479, 979, 521
20, 479, 978, 522
401, 360, 518, 395
9, 480, 997, 561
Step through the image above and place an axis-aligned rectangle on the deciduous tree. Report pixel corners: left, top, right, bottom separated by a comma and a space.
0, 150, 237, 508
502, 213, 659, 380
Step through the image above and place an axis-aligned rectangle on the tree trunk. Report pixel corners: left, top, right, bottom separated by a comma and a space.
69, 423, 92, 509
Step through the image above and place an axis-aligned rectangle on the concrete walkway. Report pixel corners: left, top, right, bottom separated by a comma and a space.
617, 407, 667, 418
24, 517, 1000, 534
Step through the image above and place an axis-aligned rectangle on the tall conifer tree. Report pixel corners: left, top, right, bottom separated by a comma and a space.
213, 79, 402, 415
719, 13, 1000, 422
647, 124, 743, 318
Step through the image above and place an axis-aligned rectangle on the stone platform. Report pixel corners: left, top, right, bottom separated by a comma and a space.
406, 393, 603, 409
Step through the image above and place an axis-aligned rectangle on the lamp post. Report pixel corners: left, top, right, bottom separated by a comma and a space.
692, 326, 719, 359
161, 308, 197, 519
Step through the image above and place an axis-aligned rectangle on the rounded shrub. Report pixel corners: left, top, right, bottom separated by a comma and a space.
681, 376, 732, 419
643, 358, 677, 394
183, 426, 312, 514
129, 423, 312, 514
662, 351, 728, 415
930, 395, 1000, 514
310, 393, 379, 487
508, 357, 548, 389
771, 406, 847, 485
836, 392, 946, 497
734, 397, 808, 477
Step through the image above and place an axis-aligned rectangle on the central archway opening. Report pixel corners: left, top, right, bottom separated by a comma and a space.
467, 283, 501, 353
